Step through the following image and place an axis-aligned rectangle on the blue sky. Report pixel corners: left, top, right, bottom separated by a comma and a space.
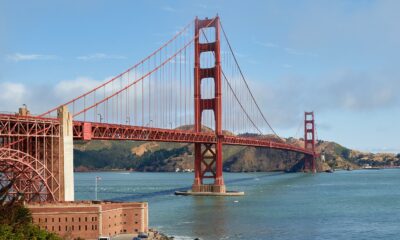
1, 0, 400, 153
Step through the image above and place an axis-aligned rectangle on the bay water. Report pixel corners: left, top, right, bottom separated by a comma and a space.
75, 169, 400, 240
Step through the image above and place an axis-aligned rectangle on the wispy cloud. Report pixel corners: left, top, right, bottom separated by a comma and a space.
254, 41, 279, 48
162, 6, 177, 12
197, 4, 208, 9
76, 53, 126, 61
6, 53, 58, 62
254, 40, 318, 57
284, 47, 318, 57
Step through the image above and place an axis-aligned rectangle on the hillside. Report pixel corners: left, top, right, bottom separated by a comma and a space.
73, 133, 400, 172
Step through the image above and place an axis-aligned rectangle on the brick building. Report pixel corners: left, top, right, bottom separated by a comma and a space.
27, 201, 148, 240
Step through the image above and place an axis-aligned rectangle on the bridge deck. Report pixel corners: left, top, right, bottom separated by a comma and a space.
0, 114, 312, 156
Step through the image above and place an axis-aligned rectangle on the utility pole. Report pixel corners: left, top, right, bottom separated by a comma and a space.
95, 176, 101, 200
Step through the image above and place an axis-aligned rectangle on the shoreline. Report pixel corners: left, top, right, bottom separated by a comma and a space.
74, 166, 400, 173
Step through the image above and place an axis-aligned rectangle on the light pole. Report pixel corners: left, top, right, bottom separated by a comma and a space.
97, 114, 103, 123
145, 120, 153, 127
95, 176, 101, 200
126, 117, 130, 125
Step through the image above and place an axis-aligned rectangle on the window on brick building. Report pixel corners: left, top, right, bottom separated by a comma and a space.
135, 229, 138, 232
135, 214, 138, 216
85, 217, 87, 222
85, 225, 87, 231
124, 229, 127, 233
52, 218, 54, 222
79, 217, 81, 222
72, 225, 74, 231
65, 217, 67, 222
79, 225, 81, 230
59, 218, 61, 222
135, 221, 138, 224
59, 226, 61, 231
72, 217, 74, 222
52, 226, 54, 231
39, 218, 41, 223
45, 218, 47, 222
65, 226, 67, 231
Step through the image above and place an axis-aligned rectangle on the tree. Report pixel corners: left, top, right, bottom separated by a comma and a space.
0, 179, 61, 240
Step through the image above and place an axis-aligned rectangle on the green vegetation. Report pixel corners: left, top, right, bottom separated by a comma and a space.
0, 182, 61, 240
73, 139, 400, 173
74, 142, 190, 171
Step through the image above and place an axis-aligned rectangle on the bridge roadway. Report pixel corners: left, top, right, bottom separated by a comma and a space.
0, 114, 313, 156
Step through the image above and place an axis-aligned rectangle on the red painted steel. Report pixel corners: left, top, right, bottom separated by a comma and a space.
0, 16, 319, 201
82, 122, 92, 141
193, 16, 225, 192
304, 111, 316, 172
0, 148, 57, 202
71, 120, 314, 155
0, 114, 61, 202
39, 20, 195, 118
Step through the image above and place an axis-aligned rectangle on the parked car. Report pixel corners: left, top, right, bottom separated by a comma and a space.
98, 237, 111, 240
138, 232, 148, 238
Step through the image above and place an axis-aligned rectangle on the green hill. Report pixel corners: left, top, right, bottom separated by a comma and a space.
73, 134, 400, 172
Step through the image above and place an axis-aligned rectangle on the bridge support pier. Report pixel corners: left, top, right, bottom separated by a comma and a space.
58, 106, 75, 201
192, 140, 226, 193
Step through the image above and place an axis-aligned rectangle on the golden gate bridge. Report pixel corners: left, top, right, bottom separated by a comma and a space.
0, 16, 317, 202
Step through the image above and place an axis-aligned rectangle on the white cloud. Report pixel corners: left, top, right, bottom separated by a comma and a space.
0, 82, 27, 112
248, 69, 400, 130
0, 77, 110, 114
6, 53, 58, 62
54, 77, 104, 98
76, 53, 126, 61
0, 82, 26, 102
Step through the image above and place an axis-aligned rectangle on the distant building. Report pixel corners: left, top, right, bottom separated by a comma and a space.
27, 201, 148, 240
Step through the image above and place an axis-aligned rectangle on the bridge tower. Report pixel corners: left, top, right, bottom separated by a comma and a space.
304, 111, 317, 173
192, 16, 226, 193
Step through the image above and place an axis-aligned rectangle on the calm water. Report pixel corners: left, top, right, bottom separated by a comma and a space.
75, 169, 400, 240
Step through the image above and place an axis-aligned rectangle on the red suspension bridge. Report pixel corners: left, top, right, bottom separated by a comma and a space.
0, 16, 317, 201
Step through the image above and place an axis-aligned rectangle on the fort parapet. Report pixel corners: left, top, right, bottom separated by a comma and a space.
27, 201, 148, 240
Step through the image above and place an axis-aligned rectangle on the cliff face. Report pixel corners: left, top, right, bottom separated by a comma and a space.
73, 136, 400, 172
